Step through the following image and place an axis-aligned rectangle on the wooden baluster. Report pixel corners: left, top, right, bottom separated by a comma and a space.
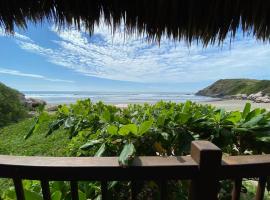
101, 181, 108, 200
255, 177, 267, 200
231, 178, 242, 200
131, 181, 138, 200
41, 180, 51, 200
70, 181, 79, 200
188, 141, 222, 200
158, 180, 167, 200
13, 178, 25, 200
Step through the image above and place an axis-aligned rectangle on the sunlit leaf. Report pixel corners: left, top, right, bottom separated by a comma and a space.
80, 139, 103, 150
51, 191, 62, 200
107, 125, 118, 135
24, 118, 39, 140
118, 143, 136, 166
138, 120, 153, 135
242, 103, 251, 119
95, 143, 106, 157
24, 190, 43, 200
118, 124, 137, 135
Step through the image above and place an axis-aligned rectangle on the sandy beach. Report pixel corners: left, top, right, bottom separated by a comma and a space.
200, 99, 270, 111
61, 100, 269, 111
46, 99, 270, 111
114, 100, 270, 111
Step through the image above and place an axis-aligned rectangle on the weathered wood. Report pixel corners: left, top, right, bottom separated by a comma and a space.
221, 155, 270, 179
0, 141, 269, 200
231, 178, 242, 200
255, 177, 267, 200
131, 181, 139, 200
189, 141, 222, 200
159, 180, 167, 200
0, 156, 198, 180
13, 178, 25, 200
101, 181, 108, 200
41, 180, 51, 200
70, 181, 79, 200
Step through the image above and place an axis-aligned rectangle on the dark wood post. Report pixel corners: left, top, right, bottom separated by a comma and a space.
189, 141, 222, 200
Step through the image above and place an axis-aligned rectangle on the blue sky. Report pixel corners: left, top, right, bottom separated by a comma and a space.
0, 21, 270, 92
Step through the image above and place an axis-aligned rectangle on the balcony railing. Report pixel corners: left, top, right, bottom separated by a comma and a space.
0, 141, 269, 200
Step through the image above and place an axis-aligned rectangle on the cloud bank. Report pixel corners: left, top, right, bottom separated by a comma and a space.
0, 68, 74, 83
2, 24, 270, 84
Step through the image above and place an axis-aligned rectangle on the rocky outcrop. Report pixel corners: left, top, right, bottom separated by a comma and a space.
24, 98, 47, 110
229, 91, 270, 103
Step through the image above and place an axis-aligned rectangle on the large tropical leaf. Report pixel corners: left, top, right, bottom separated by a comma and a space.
118, 143, 136, 166
138, 120, 153, 135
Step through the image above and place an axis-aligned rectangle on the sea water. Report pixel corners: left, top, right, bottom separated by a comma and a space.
22, 91, 218, 104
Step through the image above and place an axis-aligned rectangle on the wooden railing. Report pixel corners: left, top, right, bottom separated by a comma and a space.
0, 141, 269, 200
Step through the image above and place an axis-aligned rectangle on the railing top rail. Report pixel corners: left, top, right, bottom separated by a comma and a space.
0, 155, 198, 181
221, 154, 270, 179
0, 155, 196, 167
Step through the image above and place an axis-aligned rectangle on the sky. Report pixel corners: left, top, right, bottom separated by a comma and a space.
0, 21, 270, 92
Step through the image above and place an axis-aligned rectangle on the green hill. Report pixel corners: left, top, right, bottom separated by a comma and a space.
0, 82, 27, 127
196, 79, 270, 97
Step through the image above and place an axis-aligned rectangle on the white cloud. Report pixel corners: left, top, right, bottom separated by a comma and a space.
6, 24, 270, 83
0, 68, 74, 83
0, 28, 33, 42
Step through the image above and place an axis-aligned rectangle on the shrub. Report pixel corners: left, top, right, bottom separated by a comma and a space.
0, 83, 27, 127
26, 99, 270, 199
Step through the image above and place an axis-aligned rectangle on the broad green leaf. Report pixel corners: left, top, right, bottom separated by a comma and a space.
242, 114, 264, 128
24, 190, 43, 200
118, 124, 137, 135
245, 108, 261, 122
24, 118, 39, 140
118, 143, 136, 166
95, 143, 106, 157
46, 119, 65, 137
51, 191, 62, 200
138, 120, 153, 135
177, 113, 190, 124
161, 132, 169, 140
256, 136, 270, 142
80, 139, 103, 150
64, 117, 75, 128
225, 111, 242, 124
157, 115, 166, 127
78, 190, 87, 200
101, 109, 111, 122
107, 125, 118, 135
182, 100, 191, 113
242, 103, 251, 119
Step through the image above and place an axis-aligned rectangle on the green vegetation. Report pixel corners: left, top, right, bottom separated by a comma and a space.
22, 99, 270, 199
0, 118, 69, 156
0, 117, 70, 198
0, 83, 27, 127
0, 99, 269, 199
196, 79, 270, 97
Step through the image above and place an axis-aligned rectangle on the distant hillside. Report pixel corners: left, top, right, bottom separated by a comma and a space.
196, 79, 270, 97
0, 82, 27, 127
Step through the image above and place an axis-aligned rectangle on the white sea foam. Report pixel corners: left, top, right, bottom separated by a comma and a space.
23, 91, 218, 104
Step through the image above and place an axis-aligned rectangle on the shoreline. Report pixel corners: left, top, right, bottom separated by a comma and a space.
46, 99, 270, 111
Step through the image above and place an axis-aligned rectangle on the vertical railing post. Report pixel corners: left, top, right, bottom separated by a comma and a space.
189, 141, 222, 200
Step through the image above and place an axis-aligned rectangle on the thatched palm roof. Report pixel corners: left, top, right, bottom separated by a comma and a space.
1, 0, 270, 45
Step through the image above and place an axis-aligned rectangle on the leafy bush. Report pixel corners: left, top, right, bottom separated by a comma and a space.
0, 83, 27, 127
26, 99, 270, 199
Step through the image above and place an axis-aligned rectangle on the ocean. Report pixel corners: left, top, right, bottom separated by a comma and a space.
23, 91, 218, 105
